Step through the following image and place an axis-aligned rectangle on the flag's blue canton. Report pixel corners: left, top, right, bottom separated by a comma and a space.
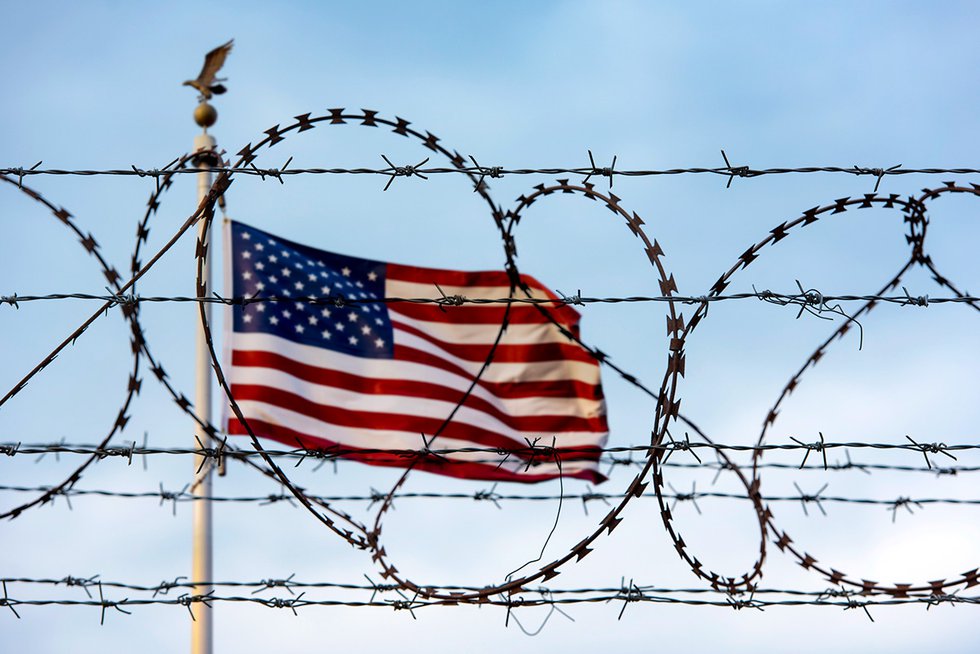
231, 222, 394, 359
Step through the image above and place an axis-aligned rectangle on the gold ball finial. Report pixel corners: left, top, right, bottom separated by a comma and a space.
194, 102, 218, 128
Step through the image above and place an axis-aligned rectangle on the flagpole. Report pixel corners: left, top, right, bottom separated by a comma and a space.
191, 100, 218, 654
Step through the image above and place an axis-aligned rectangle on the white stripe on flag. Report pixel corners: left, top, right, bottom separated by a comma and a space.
230, 364, 605, 421
233, 332, 603, 386
234, 399, 600, 477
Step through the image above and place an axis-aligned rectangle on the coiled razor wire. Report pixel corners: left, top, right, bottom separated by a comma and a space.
3, 107, 980, 610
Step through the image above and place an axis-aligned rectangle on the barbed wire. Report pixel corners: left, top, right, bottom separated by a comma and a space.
2, 160, 979, 191
7, 440, 976, 476
0, 585, 974, 622
4, 574, 965, 600
4, 104, 980, 608
2, 439, 973, 461
1, 483, 975, 514
2, 574, 973, 631
1, 288, 971, 310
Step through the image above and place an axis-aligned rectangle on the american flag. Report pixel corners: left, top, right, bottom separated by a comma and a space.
224, 220, 608, 483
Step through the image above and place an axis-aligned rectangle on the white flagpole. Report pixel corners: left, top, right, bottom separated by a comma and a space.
191, 100, 218, 654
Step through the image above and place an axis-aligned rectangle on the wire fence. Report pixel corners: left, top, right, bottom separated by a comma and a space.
3, 158, 980, 193
2, 575, 976, 624
3, 104, 980, 623
4, 440, 977, 474
4, 482, 979, 516
2, 289, 975, 310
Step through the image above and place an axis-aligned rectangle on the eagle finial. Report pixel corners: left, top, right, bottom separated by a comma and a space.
183, 39, 234, 101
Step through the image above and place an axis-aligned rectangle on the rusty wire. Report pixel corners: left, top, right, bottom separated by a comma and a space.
3, 106, 980, 611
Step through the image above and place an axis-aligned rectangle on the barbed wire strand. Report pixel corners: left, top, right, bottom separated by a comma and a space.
2, 162, 980, 184
0, 289, 971, 310
1, 483, 976, 512
4, 105, 980, 611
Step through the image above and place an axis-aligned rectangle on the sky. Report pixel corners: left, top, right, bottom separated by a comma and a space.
2, 1, 980, 652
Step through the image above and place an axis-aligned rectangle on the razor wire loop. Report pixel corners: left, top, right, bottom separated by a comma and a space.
4, 104, 980, 608
500, 177, 769, 596
365, 175, 695, 601
3, 135, 669, 601
1, 154, 369, 544
0, 174, 144, 522
124, 148, 368, 541
191, 108, 510, 561
697, 180, 980, 599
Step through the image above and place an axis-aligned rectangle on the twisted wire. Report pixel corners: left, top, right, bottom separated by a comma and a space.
4, 106, 980, 611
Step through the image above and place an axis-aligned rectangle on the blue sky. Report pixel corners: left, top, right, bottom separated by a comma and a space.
3, 2, 980, 652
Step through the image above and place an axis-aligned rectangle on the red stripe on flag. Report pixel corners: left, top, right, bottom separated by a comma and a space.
226, 417, 606, 484
393, 344, 603, 400
232, 351, 607, 432
227, 220, 608, 484
391, 319, 596, 365
231, 384, 602, 449
232, 349, 604, 402
387, 264, 583, 327
388, 302, 570, 326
